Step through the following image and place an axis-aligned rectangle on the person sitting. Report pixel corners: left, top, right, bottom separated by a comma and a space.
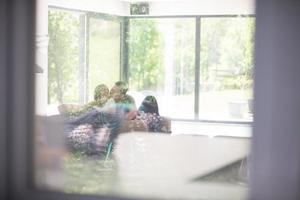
137, 95, 170, 133
64, 82, 146, 156
59, 84, 115, 156
103, 81, 137, 120
65, 95, 148, 156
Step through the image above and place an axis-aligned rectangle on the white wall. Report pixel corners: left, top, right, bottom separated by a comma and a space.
48, 0, 130, 15
148, 0, 255, 16
35, 0, 49, 115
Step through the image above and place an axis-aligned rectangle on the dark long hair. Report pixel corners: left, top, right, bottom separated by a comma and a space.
138, 95, 159, 115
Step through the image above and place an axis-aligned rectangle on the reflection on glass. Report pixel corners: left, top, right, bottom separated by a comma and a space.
128, 18, 195, 119
199, 17, 255, 121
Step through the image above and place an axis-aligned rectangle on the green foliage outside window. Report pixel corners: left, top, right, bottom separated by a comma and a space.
200, 18, 255, 91
88, 18, 121, 101
173, 20, 195, 95
48, 10, 80, 104
128, 19, 163, 91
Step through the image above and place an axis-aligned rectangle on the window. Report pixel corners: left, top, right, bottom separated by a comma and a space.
88, 16, 121, 101
128, 18, 196, 119
128, 16, 254, 122
48, 9, 83, 105
47, 10, 254, 122
199, 17, 255, 121
47, 9, 122, 111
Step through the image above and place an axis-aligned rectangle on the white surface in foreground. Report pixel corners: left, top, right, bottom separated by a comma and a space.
114, 133, 250, 199
172, 121, 252, 138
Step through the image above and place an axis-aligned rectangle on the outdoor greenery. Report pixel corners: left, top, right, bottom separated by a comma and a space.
128, 19, 163, 91
200, 17, 255, 91
48, 10, 80, 104
173, 19, 196, 95
48, 11, 122, 104
128, 18, 196, 95
128, 17, 254, 95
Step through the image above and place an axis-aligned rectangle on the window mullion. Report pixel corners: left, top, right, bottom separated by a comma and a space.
85, 14, 90, 103
194, 16, 201, 120
79, 14, 87, 104
121, 17, 129, 82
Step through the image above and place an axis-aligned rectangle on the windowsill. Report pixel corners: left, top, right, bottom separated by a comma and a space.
171, 121, 252, 138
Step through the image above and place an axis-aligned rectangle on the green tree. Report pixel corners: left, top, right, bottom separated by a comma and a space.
200, 17, 255, 91
128, 19, 163, 90
220, 17, 255, 88
48, 10, 80, 104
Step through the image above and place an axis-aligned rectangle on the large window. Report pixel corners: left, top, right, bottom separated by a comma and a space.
128, 18, 196, 119
88, 16, 121, 101
199, 17, 255, 121
48, 9, 254, 121
128, 16, 254, 122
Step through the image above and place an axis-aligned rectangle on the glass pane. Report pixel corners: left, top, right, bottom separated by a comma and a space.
88, 17, 121, 101
128, 18, 195, 119
48, 10, 82, 112
199, 17, 255, 121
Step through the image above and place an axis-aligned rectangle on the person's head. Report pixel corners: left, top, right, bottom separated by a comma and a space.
138, 95, 159, 115
116, 95, 137, 120
110, 81, 128, 103
94, 84, 109, 101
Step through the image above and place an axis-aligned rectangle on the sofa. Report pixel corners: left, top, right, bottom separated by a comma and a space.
58, 104, 172, 134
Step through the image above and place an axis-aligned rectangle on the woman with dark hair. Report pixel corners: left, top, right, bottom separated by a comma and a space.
137, 95, 168, 133
138, 95, 159, 115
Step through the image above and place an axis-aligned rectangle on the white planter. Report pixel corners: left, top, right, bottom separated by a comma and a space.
248, 99, 253, 114
228, 101, 247, 118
